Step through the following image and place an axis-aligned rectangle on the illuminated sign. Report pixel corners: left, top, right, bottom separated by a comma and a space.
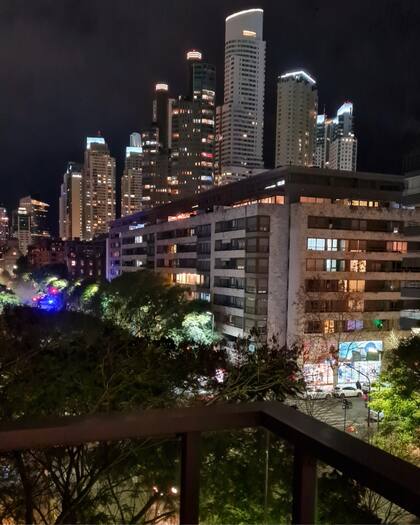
242, 30, 256, 37
168, 213, 194, 222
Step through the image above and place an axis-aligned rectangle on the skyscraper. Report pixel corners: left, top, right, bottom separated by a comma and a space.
172, 50, 216, 198
275, 70, 318, 167
215, 8, 266, 184
140, 84, 174, 209
12, 207, 31, 254
329, 135, 358, 171
314, 102, 358, 171
82, 136, 116, 240
59, 161, 83, 240
121, 133, 143, 217
0, 207, 9, 245
19, 196, 50, 240
140, 127, 159, 209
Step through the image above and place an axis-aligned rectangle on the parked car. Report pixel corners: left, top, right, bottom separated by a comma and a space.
333, 385, 363, 398
300, 387, 333, 400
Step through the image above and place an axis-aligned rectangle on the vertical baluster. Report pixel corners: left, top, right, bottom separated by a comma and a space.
292, 446, 317, 524
180, 432, 201, 525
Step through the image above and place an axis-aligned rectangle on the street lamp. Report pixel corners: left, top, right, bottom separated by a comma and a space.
343, 362, 371, 428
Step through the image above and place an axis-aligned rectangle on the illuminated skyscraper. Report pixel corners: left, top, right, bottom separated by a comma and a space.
19, 196, 50, 240
315, 102, 357, 171
172, 50, 216, 197
59, 162, 83, 240
0, 207, 9, 245
140, 84, 174, 209
82, 136, 116, 240
121, 133, 143, 217
275, 70, 318, 167
12, 207, 31, 254
216, 8, 266, 184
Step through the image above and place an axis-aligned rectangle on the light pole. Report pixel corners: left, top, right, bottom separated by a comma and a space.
343, 363, 371, 428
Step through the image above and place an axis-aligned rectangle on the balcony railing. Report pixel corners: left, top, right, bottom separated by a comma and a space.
0, 402, 419, 524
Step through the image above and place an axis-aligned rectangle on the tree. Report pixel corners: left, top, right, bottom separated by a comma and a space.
0, 306, 223, 524
96, 270, 218, 346
0, 306, 305, 524
0, 287, 20, 312
370, 335, 420, 466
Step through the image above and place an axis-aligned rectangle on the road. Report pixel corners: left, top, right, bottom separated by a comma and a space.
288, 396, 380, 439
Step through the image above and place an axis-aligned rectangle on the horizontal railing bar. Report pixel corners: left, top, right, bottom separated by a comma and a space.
0, 402, 419, 516
0, 403, 263, 452
260, 404, 420, 517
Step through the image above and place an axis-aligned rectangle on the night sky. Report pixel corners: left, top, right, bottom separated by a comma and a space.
1, 0, 420, 233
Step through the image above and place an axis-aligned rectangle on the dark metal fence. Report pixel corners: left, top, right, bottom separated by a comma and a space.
0, 402, 419, 524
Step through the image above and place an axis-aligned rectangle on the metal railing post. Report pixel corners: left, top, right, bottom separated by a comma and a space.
180, 432, 201, 525
292, 446, 317, 525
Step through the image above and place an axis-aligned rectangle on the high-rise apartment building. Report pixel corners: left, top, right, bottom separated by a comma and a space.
82, 136, 116, 240
172, 50, 216, 198
215, 8, 266, 184
140, 84, 174, 209
315, 114, 332, 168
19, 196, 50, 240
59, 162, 83, 240
121, 133, 143, 217
275, 70, 318, 168
12, 207, 31, 254
329, 136, 358, 171
315, 102, 357, 171
0, 207, 9, 245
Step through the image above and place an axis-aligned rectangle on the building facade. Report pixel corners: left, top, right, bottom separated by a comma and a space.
108, 167, 420, 380
215, 8, 266, 184
329, 136, 358, 171
19, 196, 50, 240
82, 137, 116, 240
121, 133, 143, 217
59, 162, 83, 240
275, 70, 318, 168
65, 237, 106, 280
27, 238, 65, 268
172, 50, 216, 198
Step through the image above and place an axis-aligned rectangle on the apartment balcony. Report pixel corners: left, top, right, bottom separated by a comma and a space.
403, 224, 420, 236
0, 403, 418, 525
400, 309, 420, 329
401, 284, 420, 298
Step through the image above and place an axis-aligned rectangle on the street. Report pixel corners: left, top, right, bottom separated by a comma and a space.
288, 397, 380, 439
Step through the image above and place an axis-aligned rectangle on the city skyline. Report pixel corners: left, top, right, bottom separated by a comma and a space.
1, 0, 420, 233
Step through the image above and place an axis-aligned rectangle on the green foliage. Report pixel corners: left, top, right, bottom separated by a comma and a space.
200, 430, 293, 524
97, 270, 213, 345
317, 469, 381, 524
0, 304, 305, 524
370, 335, 420, 465
0, 289, 20, 312
169, 312, 219, 347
